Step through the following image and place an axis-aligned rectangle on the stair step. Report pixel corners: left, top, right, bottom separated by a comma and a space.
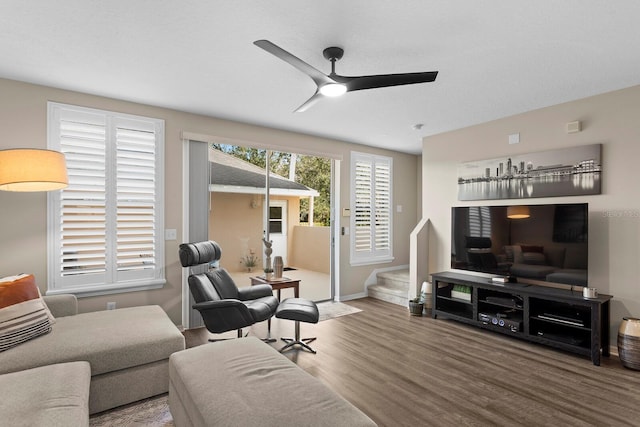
376, 270, 410, 289
368, 269, 411, 306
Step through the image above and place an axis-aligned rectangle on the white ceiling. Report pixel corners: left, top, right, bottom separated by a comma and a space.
1, 1, 639, 154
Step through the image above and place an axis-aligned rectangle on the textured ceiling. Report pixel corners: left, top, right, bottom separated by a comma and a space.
1, 1, 639, 154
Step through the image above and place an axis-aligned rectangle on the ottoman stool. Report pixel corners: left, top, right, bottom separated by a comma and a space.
275, 298, 319, 354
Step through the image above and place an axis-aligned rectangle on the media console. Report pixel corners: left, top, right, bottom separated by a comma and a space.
431, 271, 612, 365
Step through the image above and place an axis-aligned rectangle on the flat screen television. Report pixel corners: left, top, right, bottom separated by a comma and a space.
451, 203, 588, 287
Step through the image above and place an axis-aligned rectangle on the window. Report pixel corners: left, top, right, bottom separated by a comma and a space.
47, 103, 165, 296
350, 151, 393, 265
468, 206, 491, 238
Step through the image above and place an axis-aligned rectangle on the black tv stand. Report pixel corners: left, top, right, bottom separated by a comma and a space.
431, 271, 612, 366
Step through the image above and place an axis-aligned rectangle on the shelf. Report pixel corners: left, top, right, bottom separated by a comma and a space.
437, 295, 473, 306
531, 315, 590, 331
479, 300, 523, 311
431, 271, 612, 366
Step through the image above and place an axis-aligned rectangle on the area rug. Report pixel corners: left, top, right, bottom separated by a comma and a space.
90, 394, 173, 427
317, 301, 362, 322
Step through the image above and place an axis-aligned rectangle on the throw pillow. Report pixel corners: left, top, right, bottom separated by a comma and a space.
0, 274, 53, 352
520, 244, 544, 253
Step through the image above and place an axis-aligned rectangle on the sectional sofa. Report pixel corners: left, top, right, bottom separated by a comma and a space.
0, 294, 185, 415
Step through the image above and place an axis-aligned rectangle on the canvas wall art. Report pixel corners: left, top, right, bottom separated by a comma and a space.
457, 144, 602, 201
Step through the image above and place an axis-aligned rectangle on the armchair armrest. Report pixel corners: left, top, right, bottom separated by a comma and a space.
237, 284, 274, 301
42, 294, 78, 318
192, 299, 254, 333
193, 299, 248, 311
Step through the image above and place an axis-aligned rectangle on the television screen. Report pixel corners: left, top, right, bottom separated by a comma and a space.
451, 203, 588, 286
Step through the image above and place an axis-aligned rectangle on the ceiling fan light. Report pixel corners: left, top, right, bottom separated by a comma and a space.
319, 83, 347, 97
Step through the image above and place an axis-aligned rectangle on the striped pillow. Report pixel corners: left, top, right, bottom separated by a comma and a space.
0, 274, 52, 352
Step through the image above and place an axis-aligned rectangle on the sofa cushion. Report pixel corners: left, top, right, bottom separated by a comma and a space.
522, 252, 546, 265
544, 246, 567, 269
0, 274, 53, 352
546, 269, 588, 286
169, 337, 376, 427
0, 361, 90, 427
0, 305, 185, 376
509, 263, 556, 280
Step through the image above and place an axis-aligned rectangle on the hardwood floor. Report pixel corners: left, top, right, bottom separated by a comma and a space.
184, 298, 640, 426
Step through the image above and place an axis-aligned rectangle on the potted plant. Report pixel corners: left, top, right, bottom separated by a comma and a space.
408, 297, 424, 316
241, 254, 259, 272
264, 268, 274, 281
451, 284, 471, 302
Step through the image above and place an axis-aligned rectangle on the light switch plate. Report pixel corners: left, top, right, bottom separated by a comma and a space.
165, 229, 177, 241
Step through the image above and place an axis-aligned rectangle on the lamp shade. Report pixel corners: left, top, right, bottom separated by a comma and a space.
507, 205, 530, 219
0, 149, 68, 192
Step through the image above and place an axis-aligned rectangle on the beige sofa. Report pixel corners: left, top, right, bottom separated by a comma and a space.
0, 294, 185, 414
169, 337, 377, 426
0, 361, 91, 427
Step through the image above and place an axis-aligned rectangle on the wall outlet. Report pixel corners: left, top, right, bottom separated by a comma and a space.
107, 302, 116, 310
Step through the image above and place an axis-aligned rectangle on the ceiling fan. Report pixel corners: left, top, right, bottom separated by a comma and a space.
254, 39, 438, 112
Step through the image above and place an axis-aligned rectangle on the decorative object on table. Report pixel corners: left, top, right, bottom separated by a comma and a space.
262, 237, 273, 273
273, 256, 284, 279
264, 268, 274, 281
618, 317, 640, 370
0, 148, 68, 192
451, 284, 472, 302
408, 297, 424, 316
457, 143, 602, 201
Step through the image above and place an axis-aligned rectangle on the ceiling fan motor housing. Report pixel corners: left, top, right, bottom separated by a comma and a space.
323, 47, 344, 62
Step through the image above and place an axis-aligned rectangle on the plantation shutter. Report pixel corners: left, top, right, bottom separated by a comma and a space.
48, 103, 165, 295
115, 120, 158, 282
354, 159, 373, 253
468, 206, 491, 238
350, 152, 393, 265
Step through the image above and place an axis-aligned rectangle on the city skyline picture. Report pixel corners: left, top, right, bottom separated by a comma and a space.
457, 144, 602, 201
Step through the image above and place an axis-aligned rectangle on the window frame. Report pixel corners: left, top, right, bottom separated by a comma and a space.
46, 102, 165, 297
349, 151, 394, 266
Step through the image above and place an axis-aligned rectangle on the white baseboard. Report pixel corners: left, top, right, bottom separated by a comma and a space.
336, 292, 367, 302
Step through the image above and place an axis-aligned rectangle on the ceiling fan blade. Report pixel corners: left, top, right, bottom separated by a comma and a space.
294, 92, 324, 113
254, 40, 334, 88
334, 71, 438, 92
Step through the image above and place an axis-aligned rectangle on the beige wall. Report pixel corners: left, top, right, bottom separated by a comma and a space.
208, 193, 301, 273
0, 77, 418, 324
422, 84, 640, 345
290, 226, 331, 274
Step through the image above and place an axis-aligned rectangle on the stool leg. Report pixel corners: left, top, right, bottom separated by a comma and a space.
280, 321, 317, 354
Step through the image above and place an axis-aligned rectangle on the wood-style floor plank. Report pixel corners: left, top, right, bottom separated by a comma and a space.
184, 298, 640, 426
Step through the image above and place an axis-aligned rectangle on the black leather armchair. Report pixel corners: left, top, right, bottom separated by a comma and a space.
179, 240, 278, 339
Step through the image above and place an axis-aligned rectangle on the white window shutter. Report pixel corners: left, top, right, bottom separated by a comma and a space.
350, 152, 393, 265
48, 103, 165, 295
115, 122, 158, 282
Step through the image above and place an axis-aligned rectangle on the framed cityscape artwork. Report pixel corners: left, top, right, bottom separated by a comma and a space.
457, 144, 602, 201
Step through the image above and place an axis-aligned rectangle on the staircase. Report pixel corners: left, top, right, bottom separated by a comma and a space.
367, 269, 410, 307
